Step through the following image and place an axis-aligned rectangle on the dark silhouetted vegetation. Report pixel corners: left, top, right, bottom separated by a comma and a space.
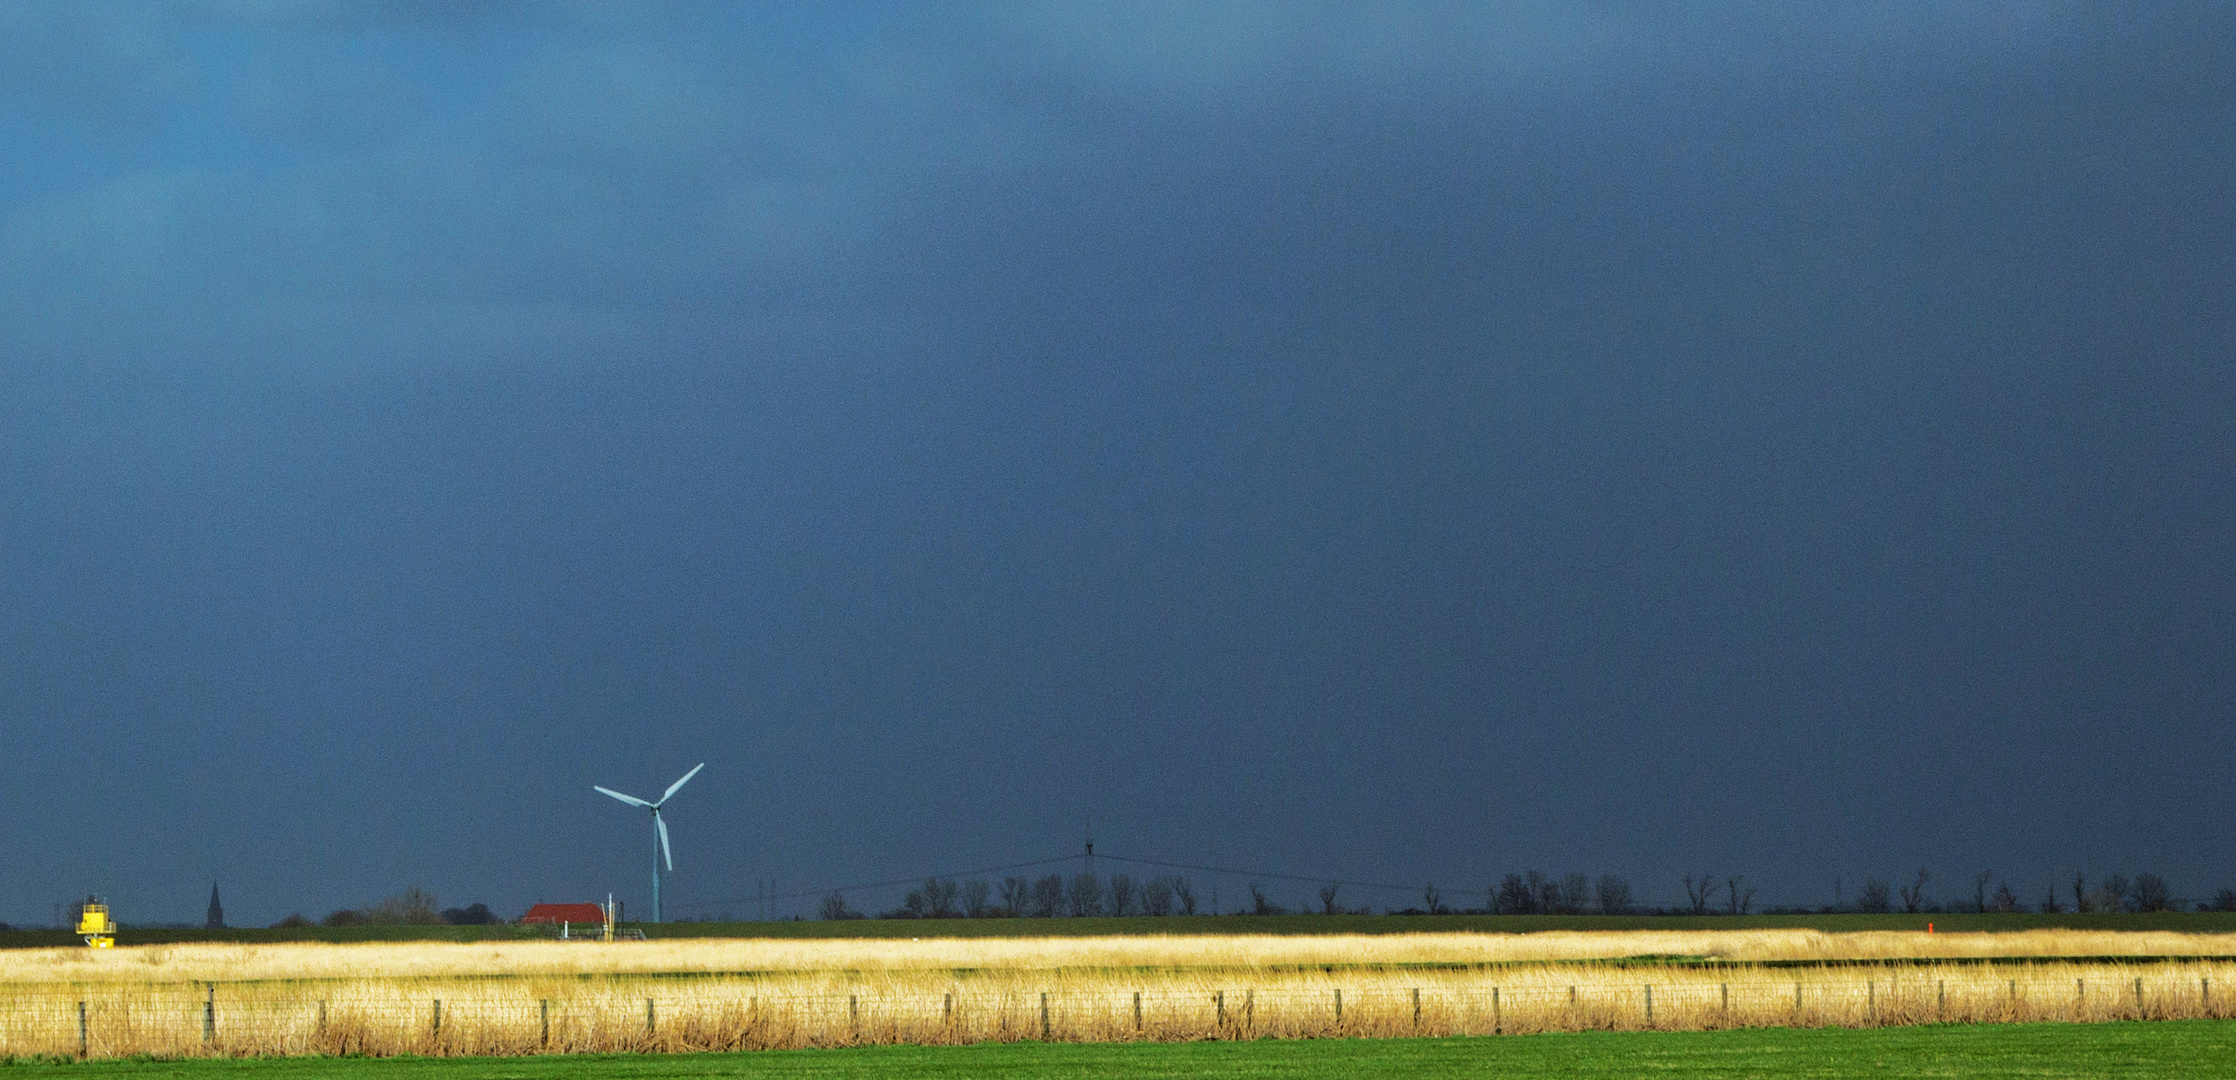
324, 887, 442, 927
439, 903, 496, 925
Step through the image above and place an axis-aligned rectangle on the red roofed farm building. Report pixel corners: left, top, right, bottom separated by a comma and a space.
521, 903, 605, 927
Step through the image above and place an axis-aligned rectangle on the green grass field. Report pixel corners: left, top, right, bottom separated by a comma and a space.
9, 911, 2236, 949
8, 1021, 2236, 1078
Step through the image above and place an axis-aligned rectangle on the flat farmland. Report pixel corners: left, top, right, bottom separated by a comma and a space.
5, 929, 2236, 1059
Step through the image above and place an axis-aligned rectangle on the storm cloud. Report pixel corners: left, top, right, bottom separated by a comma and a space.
2, 2, 2230, 924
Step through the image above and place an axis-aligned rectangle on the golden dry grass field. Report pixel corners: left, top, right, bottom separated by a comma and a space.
5, 929, 2233, 1059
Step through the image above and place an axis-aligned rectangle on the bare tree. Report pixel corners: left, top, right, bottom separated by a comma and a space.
1724, 875, 1754, 916
1319, 883, 1342, 916
2073, 871, 2092, 913
1030, 875, 1064, 918
1172, 877, 1198, 915
1857, 878, 1893, 914
1496, 873, 1532, 915
1530, 871, 1557, 915
1142, 876, 1175, 917
1990, 880, 2021, 913
818, 891, 857, 921
2040, 882, 2063, 913
962, 880, 991, 918
363, 888, 442, 926
998, 877, 1030, 918
1107, 874, 1136, 917
921, 878, 960, 919
2133, 873, 2172, 912
1559, 873, 1591, 915
2101, 873, 2132, 913
1973, 870, 1994, 914
1537, 877, 1561, 915
1063, 874, 1104, 917
1682, 874, 1722, 915
1899, 869, 1930, 914
1595, 875, 1633, 915
1422, 883, 1446, 915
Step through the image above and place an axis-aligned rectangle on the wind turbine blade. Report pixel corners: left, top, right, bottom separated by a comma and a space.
657, 814, 673, 871
659, 763, 705, 805
595, 786, 653, 809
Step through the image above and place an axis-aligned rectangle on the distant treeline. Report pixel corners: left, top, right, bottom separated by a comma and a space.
817, 873, 1640, 920
23, 869, 2226, 935
813, 869, 2236, 922
1829, 870, 2233, 915
820, 873, 1208, 920
269, 888, 499, 929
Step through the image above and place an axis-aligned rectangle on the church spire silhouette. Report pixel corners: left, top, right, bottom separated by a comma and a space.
207, 882, 225, 930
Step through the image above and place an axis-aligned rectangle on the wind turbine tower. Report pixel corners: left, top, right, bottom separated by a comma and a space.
595, 763, 704, 924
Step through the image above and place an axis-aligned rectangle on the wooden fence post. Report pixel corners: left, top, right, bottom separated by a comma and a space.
1333, 988, 1342, 1024
540, 999, 549, 1048
1644, 984, 1653, 1025
1411, 987, 1420, 1030
204, 983, 216, 1043
77, 1000, 88, 1059
646, 998, 656, 1035
1492, 986, 1501, 1034
432, 999, 442, 1037
1040, 992, 1051, 1040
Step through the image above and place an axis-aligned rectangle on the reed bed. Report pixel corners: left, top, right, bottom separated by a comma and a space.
5, 932, 2235, 1059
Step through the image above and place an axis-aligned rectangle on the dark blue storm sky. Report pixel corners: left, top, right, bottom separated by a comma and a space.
2, 3, 2232, 926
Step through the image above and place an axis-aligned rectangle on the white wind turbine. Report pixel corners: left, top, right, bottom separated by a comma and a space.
595, 763, 704, 924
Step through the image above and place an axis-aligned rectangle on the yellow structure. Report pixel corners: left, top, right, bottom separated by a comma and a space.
76, 898, 115, 948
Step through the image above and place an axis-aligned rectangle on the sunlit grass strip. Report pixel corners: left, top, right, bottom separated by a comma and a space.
15, 929, 2236, 987
4, 959, 2234, 1058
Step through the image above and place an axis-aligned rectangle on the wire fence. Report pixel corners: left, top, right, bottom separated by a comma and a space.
6, 962, 2234, 1059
